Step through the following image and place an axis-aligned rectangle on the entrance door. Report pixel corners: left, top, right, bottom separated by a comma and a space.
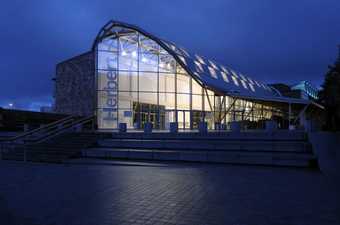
177, 110, 191, 130
164, 110, 176, 130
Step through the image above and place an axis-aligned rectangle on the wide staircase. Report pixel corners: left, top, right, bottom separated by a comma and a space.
83, 131, 318, 167
1, 119, 318, 167
0, 116, 109, 163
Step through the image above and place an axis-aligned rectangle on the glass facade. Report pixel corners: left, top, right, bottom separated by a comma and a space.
95, 27, 283, 130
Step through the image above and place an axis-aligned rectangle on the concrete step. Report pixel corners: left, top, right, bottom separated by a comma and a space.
98, 139, 311, 153
108, 131, 308, 141
82, 148, 317, 168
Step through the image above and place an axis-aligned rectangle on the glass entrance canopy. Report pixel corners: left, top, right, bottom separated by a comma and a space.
94, 21, 303, 130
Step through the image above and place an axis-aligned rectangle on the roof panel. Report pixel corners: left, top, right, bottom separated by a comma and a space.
93, 20, 299, 103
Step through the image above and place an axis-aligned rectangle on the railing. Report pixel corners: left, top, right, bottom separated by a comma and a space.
34, 115, 95, 144
0, 115, 95, 161
4, 115, 74, 143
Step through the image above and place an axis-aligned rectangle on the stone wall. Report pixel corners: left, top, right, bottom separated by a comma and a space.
54, 51, 95, 116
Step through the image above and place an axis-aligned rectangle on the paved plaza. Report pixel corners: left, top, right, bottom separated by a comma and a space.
0, 160, 339, 225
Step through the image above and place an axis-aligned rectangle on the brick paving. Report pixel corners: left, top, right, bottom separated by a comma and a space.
0, 160, 339, 225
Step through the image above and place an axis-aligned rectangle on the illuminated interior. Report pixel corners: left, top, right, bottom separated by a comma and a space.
95, 25, 286, 130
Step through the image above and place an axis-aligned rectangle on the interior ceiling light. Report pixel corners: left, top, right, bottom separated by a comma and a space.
132, 51, 137, 57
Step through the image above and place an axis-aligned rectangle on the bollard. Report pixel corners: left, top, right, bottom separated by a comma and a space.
134, 122, 140, 130
169, 122, 178, 133
144, 122, 153, 133
119, 123, 127, 133
221, 123, 227, 130
230, 121, 241, 132
198, 122, 208, 134
214, 122, 222, 131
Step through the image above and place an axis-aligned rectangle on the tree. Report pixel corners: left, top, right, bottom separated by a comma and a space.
318, 48, 340, 131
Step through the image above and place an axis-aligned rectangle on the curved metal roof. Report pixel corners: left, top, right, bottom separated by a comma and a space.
93, 20, 311, 104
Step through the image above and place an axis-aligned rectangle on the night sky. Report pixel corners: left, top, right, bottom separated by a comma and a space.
1, 0, 339, 111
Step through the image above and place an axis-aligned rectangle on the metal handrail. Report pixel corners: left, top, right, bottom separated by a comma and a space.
0, 115, 95, 161
33, 115, 95, 144
1, 115, 75, 143
71, 115, 95, 127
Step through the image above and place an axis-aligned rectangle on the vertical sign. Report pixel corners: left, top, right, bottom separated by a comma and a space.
102, 55, 118, 127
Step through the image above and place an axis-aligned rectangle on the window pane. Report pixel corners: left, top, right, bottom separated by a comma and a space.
119, 32, 138, 53
118, 91, 138, 109
97, 70, 118, 91
139, 35, 160, 54
119, 53, 138, 71
159, 72, 175, 93
97, 91, 107, 108
139, 52, 158, 72
177, 93, 190, 110
118, 109, 134, 128
159, 54, 176, 73
118, 71, 138, 92
139, 72, 158, 92
176, 64, 187, 74
192, 94, 202, 111
98, 51, 118, 70
139, 92, 157, 106
97, 108, 117, 129
177, 74, 190, 94
97, 90, 118, 112
204, 94, 214, 111
159, 93, 175, 110
98, 37, 118, 51
192, 78, 202, 95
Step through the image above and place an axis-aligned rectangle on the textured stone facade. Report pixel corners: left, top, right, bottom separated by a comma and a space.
54, 51, 95, 116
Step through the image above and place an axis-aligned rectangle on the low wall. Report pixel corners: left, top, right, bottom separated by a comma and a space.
308, 132, 340, 182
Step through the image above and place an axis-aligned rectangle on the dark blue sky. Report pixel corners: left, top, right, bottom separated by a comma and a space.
1, 0, 339, 111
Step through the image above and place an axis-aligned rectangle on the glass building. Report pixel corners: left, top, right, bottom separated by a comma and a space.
55, 21, 322, 131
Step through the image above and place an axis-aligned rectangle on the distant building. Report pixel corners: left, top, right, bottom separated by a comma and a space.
54, 20, 323, 130
40, 106, 54, 113
0, 107, 66, 131
291, 81, 319, 100
270, 81, 319, 100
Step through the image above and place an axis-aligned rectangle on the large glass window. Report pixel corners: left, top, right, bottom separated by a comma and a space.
95, 25, 282, 130
96, 28, 205, 129
96, 26, 279, 130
